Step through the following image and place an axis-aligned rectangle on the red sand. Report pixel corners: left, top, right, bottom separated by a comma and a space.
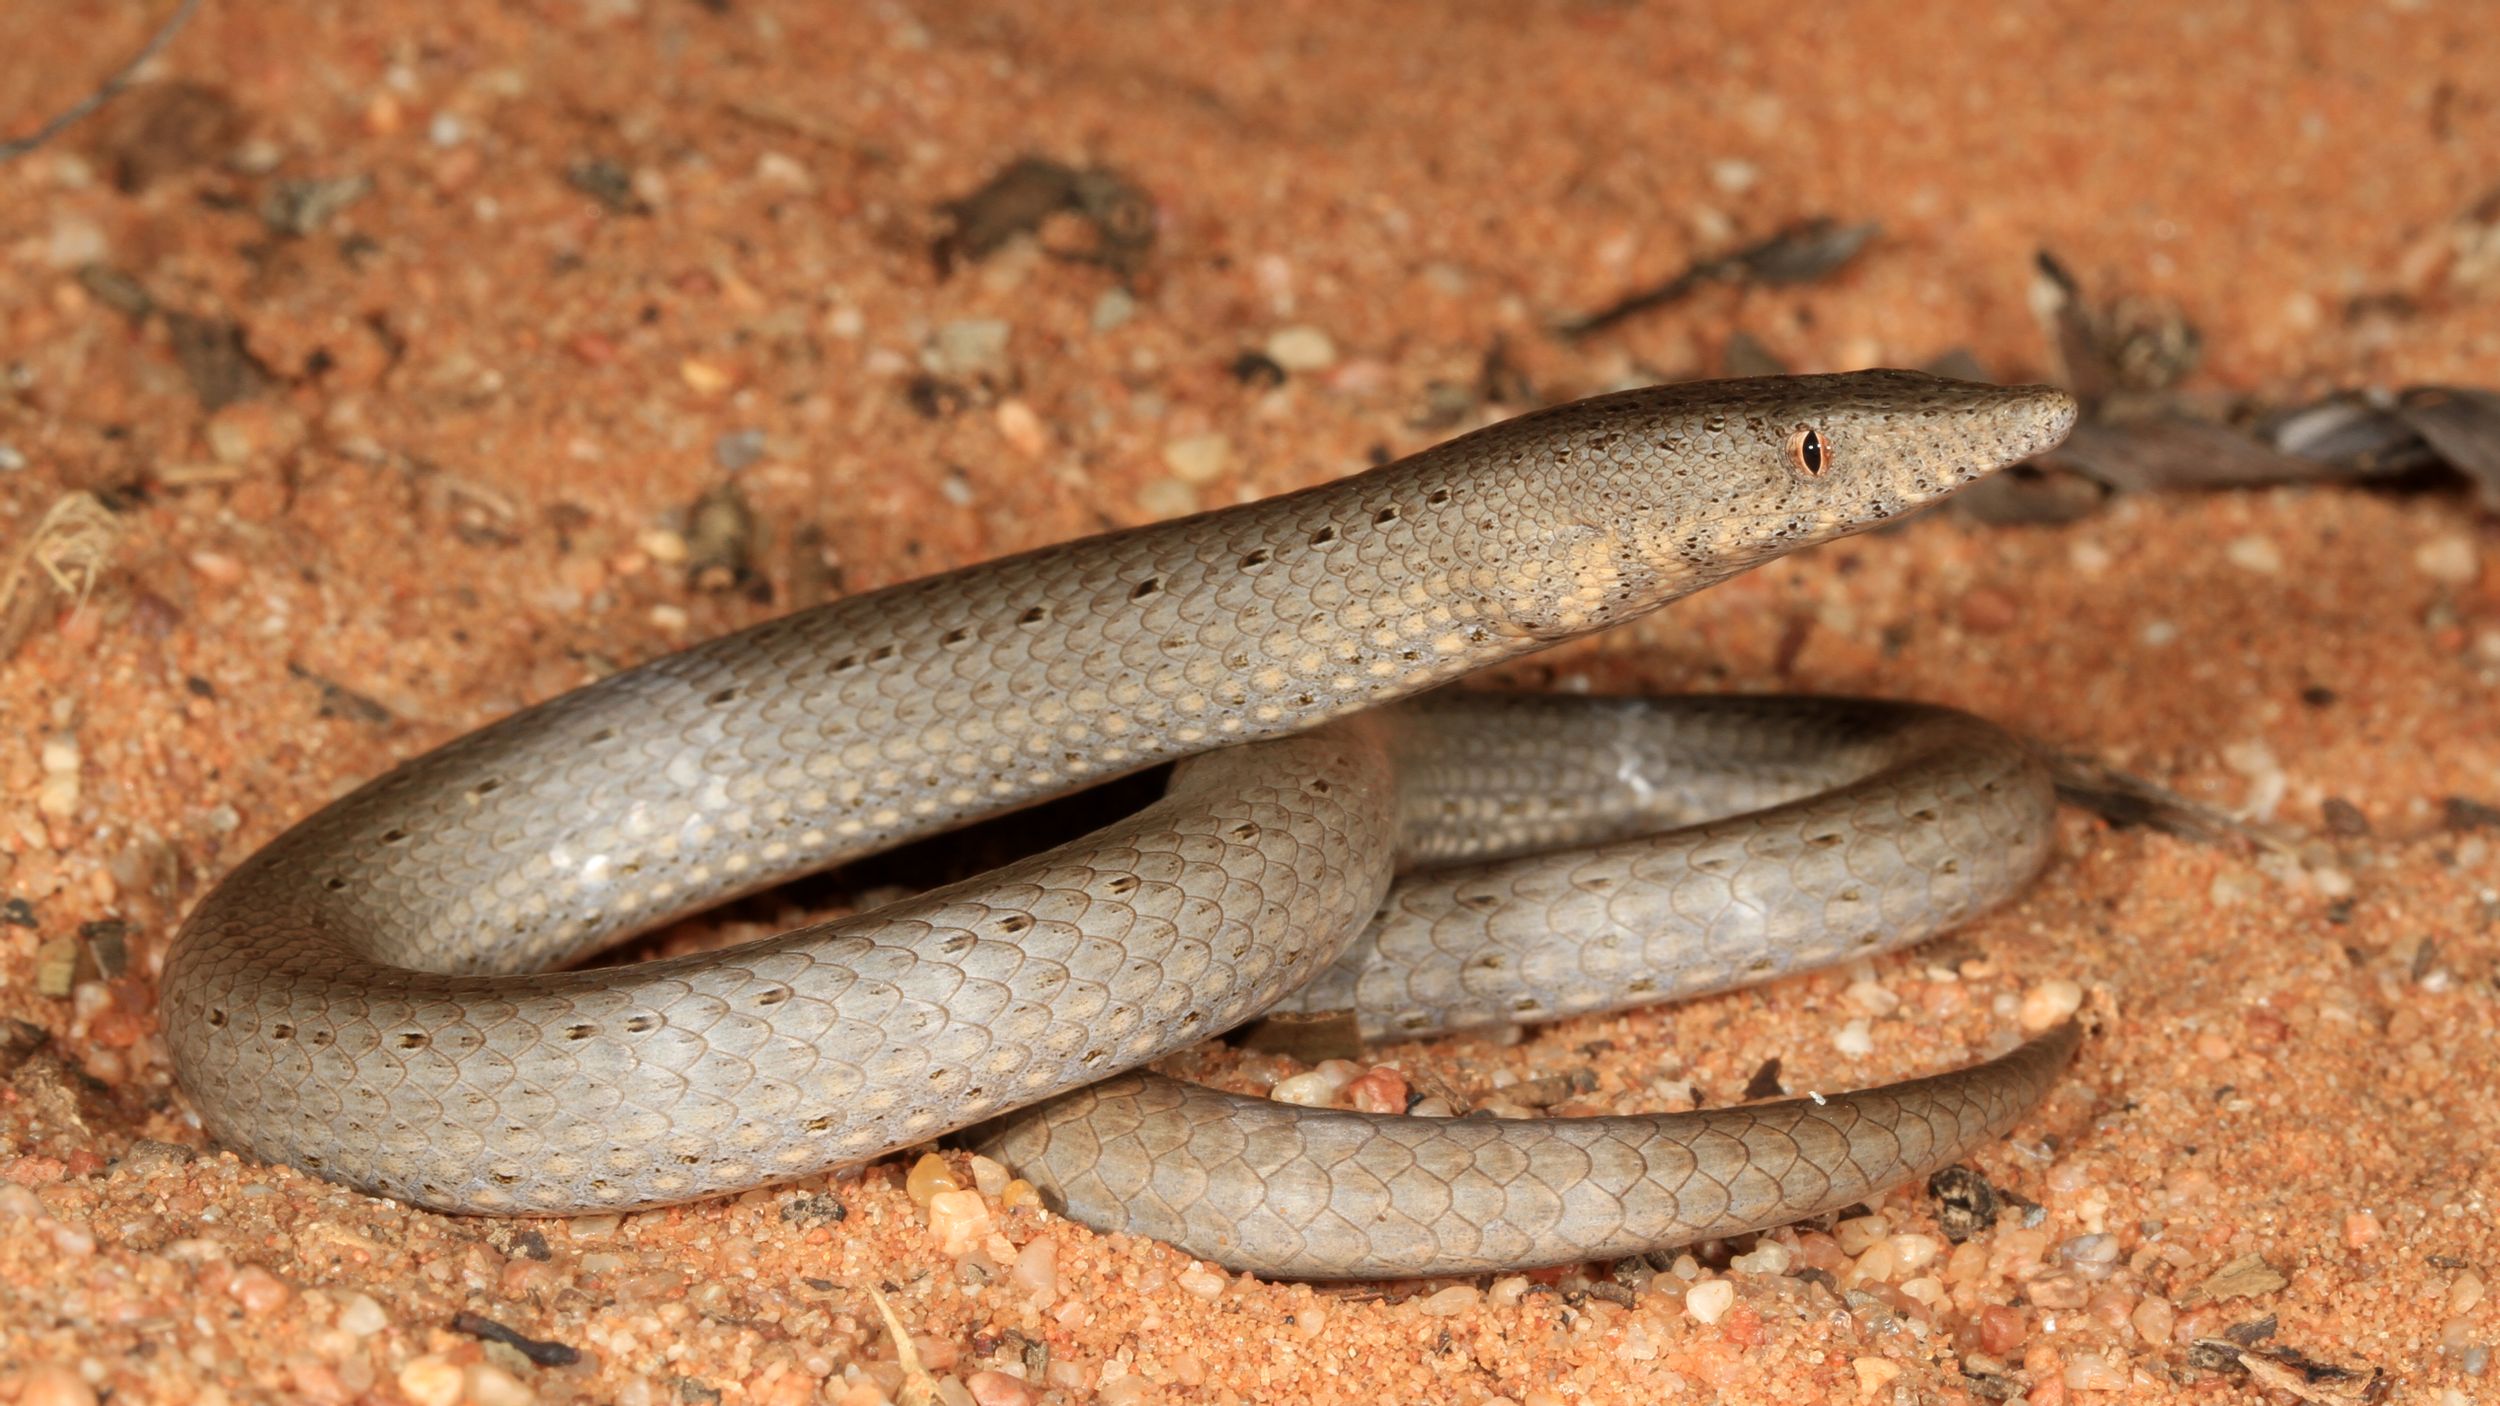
1, 3, 2494, 1403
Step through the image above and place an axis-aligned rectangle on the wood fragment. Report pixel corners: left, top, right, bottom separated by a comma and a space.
0, 0, 207, 165
2181, 1252, 2290, 1305
1558, 218, 1878, 339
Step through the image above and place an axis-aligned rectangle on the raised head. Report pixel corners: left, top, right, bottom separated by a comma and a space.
1427, 370, 2077, 639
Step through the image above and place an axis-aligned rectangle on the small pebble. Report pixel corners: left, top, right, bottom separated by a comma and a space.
1344, 1066, 1408, 1114
1011, 1239, 1057, 1297
2026, 1268, 2093, 1309
1960, 587, 2019, 633
1418, 1284, 1481, 1315
228, 1264, 293, 1312
1271, 1061, 1358, 1107
36, 737, 80, 818
1852, 1356, 1901, 1396
1833, 1017, 1874, 1056
1161, 433, 1233, 485
1263, 326, 1338, 372
755, 151, 813, 188
2225, 534, 2283, 574
1976, 1304, 2027, 1355
2451, 1270, 2486, 1315
2020, 979, 2085, 1032
965, 1371, 1035, 1406
1136, 478, 1199, 518
2063, 1351, 2130, 1392
2057, 1233, 2122, 1279
712, 428, 767, 471
466, 1362, 537, 1406
994, 400, 1048, 457
1177, 1263, 1227, 1301
18, 1366, 96, 1406
1730, 1240, 1792, 1275
927, 1189, 992, 1255
679, 358, 734, 396
1091, 288, 1136, 332
930, 320, 1012, 379
1710, 158, 1761, 193
338, 1291, 390, 1337
1835, 1214, 1891, 1256
1683, 1278, 1735, 1324
2413, 534, 2481, 585
906, 1153, 961, 1206
397, 1355, 464, 1406
1889, 1233, 1943, 1274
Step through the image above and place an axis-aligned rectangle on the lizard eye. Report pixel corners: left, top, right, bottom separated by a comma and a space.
1788, 427, 1826, 476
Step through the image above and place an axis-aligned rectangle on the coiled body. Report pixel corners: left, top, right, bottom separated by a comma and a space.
163, 371, 2082, 1276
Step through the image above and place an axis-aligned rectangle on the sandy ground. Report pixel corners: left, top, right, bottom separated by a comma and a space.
2, 2, 2497, 1403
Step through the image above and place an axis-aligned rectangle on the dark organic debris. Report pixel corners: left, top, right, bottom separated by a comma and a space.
777, 1192, 847, 1226
489, 1225, 553, 1262
2035, 249, 2202, 402
2049, 753, 2295, 853
905, 374, 972, 420
2444, 796, 2500, 831
451, 1311, 582, 1368
936, 156, 1156, 277
0, 0, 210, 167
1928, 1165, 2001, 1243
260, 172, 375, 237
1558, 217, 1879, 339
2225, 1313, 2280, 1345
2188, 1338, 2387, 1406
76, 267, 279, 410
1228, 350, 1287, 389
1587, 1273, 1640, 1308
565, 156, 649, 215
76, 264, 154, 318
115, 1139, 199, 1175
1957, 1367, 2025, 1401
1956, 253, 2500, 522
286, 661, 395, 727
79, 920, 129, 979
2392, 386, 2500, 507
1504, 1066, 1598, 1110
0, 1019, 49, 1078
1741, 1057, 1785, 1100
2182, 1252, 2291, 1305
167, 313, 275, 411
2320, 797, 2371, 838
2037, 416, 2336, 495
